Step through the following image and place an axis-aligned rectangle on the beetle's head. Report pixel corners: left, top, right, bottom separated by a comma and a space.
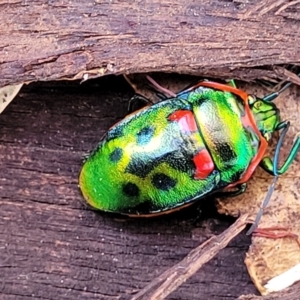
248, 95, 280, 141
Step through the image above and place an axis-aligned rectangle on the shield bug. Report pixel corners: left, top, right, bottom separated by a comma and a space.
79, 76, 300, 217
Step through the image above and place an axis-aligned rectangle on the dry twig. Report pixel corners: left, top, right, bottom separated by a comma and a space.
132, 214, 249, 300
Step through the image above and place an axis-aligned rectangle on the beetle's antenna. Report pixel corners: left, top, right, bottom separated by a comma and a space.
273, 122, 290, 175
246, 175, 279, 235
263, 72, 300, 102
263, 82, 293, 102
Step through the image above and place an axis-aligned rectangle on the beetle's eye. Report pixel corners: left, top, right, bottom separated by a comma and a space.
248, 95, 256, 105
254, 101, 262, 109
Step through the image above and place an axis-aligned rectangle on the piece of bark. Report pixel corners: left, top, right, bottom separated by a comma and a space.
1, 0, 300, 87
0, 78, 257, 300
239, 281, 300, 300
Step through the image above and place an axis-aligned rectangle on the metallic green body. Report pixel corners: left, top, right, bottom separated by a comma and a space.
80, 86, 263, 214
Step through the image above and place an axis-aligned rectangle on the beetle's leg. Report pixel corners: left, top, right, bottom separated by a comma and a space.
127, 94, 152, 113
146, 75, 177, 98
216, 183, 247, 197
260, 121, 300, 176
226, 79, 237, 88
257, 78, 277, 89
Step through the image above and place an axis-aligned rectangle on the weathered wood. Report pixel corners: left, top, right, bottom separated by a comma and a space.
0, 77, 258, 299
132, 215, 249, 300
1, 0, 300, 87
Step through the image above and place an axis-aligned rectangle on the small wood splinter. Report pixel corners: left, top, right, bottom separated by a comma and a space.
253, 227, 300, 247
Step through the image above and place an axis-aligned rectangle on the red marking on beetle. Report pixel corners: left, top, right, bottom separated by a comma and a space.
168, 110, 198, 132
193, 149, 214, 180
169, 110, 214, 179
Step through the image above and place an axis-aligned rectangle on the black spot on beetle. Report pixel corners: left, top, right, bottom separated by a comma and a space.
126, 154, 153, 178
215, 142, 236, 162
122, 182, 140, 197
136, 126, 155, 145
126, 150, 194, 178
109, 147, 123, 162
164, 151, 194, 175
152, 173, 176, 191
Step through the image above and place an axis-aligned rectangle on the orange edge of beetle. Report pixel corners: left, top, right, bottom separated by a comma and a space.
194, 81, 268, 189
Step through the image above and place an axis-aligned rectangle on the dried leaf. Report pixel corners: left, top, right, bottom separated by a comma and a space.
0, 83, 23, 113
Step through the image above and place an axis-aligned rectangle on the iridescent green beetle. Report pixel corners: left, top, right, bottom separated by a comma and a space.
79, 78, 300, 216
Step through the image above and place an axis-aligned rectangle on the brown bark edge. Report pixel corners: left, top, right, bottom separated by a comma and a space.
1, 0, 300, 87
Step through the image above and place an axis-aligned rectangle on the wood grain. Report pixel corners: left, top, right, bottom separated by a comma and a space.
1, 0, 300, 87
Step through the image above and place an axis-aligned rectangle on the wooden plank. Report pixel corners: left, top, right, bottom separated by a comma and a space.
0, 77, 258, 299
1, 1, 300, 87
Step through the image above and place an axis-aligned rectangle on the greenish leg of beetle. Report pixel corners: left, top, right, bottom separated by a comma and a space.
226, 79, 237, 88
260, 121, 300, 175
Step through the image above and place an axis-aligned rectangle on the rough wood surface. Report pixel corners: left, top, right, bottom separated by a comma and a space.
1, 0, 300, 87
0, 77, 258, 300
